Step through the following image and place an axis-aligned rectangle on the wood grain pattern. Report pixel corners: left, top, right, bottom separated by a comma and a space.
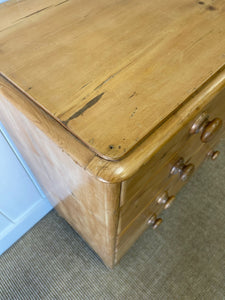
2, 77, 223, 267
1, 0, 225, 267
120, 85, 225, 208
87, 68, 225, 183
1, 0, 225, 160
117, 86, 225, 235
115, 134, 225, 263
0, 77, 121, 268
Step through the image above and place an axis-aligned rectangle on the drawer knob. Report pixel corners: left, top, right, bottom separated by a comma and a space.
147, 214, 163, 229
201, 118, 222, 143
157, 192, 168, 204
170, 158, 195, 181
190, 112, 209, 134
152, 218, 163, 230
190, 113, 222, 143
164, 195, 176, 209
157, 192, 175, 209
181, 164, 195, 181
208, 150, 220, 160
147, 214, 157, 225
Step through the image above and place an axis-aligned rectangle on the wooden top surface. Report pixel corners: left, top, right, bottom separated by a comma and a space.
1, 0, 225, 161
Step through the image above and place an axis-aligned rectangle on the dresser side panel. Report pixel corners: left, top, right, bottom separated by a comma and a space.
0, 84, 120, 268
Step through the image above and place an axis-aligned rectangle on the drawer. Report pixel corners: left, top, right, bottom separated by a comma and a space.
118, 129, 224, 234
116, 90, 225, 258
120, 86, 225, 208
116, 135, 224, 262
118, 156, 178, 233
116, 190, 166, 263
118, 136, 220, 233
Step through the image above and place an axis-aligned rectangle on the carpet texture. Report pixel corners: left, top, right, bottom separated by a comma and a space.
1, 140, 225, 300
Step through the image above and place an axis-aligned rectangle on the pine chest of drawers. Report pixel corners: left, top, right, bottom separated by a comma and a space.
0, 0, 225, 267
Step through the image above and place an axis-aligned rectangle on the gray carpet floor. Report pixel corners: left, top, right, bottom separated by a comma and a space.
1, 140, 225, 300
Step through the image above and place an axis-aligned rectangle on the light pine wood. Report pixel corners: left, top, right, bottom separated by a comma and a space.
120, 85, 225, 209
1, 0, 225, 267
118, 130, 225, 236
0, 75, 94, 168
0, 76, 121, 268
115, 134, 225, 263
87, 69, 225, 183
117, 86, 225, 241
1, 0, 225, 160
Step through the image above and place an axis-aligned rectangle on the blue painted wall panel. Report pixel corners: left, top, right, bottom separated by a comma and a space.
0, 123, 53, 255
0, 214, 12, 234
0, 132, 43, 221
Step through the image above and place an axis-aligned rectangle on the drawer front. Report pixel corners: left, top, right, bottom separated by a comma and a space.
116, 137, 224, 262
120, 85, 225, 208
116, 87, 225, 261
118, 130, 223, 233
118, 132, 224, 233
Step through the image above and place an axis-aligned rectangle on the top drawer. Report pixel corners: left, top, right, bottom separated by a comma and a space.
121, 85, 225, 207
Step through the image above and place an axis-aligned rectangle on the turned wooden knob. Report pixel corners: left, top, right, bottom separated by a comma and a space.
190, 112, 209, 134
157, 192, 168, 204
164, 195, 176, 209
190, 113, 222, 143
181, 163, 195, 181
157, 192, 176, 209
147, 214, 157, 225
201, 118, 222, 143
170, 158, 195, 181
152, 218, 163, 229
208, 150, 220, 160
147, 214, 163, 229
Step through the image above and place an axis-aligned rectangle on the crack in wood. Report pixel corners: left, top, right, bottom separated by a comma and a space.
55, 0, 70, 7
0, 23, 19, 33
62, 93, 104, 125
17, 6, 52, 21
